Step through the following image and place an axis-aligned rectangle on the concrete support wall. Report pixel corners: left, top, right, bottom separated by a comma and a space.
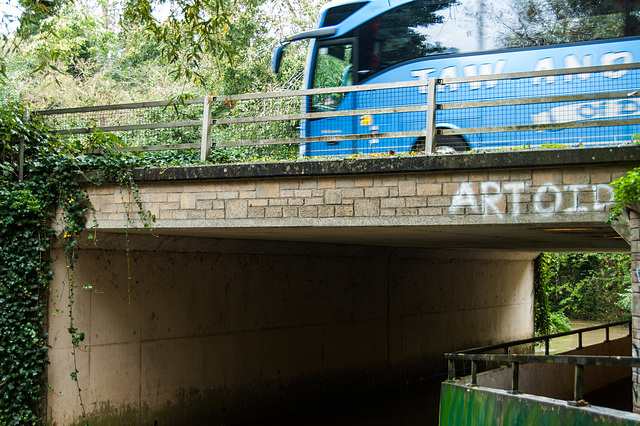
47, 235, 535, 425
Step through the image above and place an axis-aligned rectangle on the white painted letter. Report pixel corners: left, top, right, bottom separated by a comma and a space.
564, 54, 592, 82
533, 184, 562, 216
503, 182, 526, 216
450, 182, 480, 214
593, 184, 615, 211
438, 66, 459, 91
481, 60, 506, 88
533, 58, 556, 84
564, 185, 589, 212
411, 69, 436, 93
601, 52, 632, 78
464, 60, 506, 89
480, 182, 504, 217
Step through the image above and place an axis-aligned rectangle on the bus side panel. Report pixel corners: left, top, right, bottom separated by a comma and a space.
304, 38, 640, 157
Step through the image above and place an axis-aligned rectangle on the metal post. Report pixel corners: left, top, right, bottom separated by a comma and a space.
574, 364, 584, 401
425, 78, 437, 153
200, 96, 214, 163
448, 359, 456, 381
606, 326, 610, 342
511, 362, 519, 393
578, 332, 583, 349
545, 338, 550, 355
471, 361, 477, 386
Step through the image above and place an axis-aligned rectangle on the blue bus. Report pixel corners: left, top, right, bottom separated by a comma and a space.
272, 0, 640, 157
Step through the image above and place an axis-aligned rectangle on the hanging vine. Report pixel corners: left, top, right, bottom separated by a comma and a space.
0, 102, 92, 424
0, 102, 153, 425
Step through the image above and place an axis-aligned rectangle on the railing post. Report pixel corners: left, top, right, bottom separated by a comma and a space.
200, 96, 214, 163
425, 78, 437, 153
471, 361, 477, 386
511, 362, 519, 393
448, 359, 456, 381
606, 326, 610, 342
545, 338, 550, 355
578, 332, 583, 349
574, 364, 584, 401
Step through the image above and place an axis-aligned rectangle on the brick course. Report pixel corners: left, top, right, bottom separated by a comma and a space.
85, 166, 625, 226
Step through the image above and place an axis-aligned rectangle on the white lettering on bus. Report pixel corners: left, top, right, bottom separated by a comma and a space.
534, 51, 633, 84
601, 51, 633, 78
531, 98, 640, 125
564, 54, 592, 82
411, 51, 632, 92
532, 58, 556, 84
411, 69, 436, 93
438, 66, 459, 91
463, 60, 507, 90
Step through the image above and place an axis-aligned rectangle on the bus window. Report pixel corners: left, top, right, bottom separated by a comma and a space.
312, 42, 354, 111
356, 0, 459, 82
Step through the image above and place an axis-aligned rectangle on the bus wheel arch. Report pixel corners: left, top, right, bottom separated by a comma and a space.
410, 133, 469, 153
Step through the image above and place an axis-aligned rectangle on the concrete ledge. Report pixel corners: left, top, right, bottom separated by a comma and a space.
133, 146, 640, 182
439, 382, 640, 426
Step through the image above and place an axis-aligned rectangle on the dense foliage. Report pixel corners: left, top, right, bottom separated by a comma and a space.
608, 166, 640, 223
0, 102, 92, 424
0, 0, 316, 166
534, 252, 632, 335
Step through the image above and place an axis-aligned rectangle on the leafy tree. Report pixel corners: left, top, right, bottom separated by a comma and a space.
1, 0, 318, 163
544, 253, 632, 322
608, 166, 640, 223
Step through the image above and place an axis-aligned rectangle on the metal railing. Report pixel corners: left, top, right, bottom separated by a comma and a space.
445, 320, 634, 402
34, 63, 640, 160
457, 319, 631, 356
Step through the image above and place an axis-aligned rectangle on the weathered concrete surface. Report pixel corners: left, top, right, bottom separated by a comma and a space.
130, 146, 640, 182
47, 236, 536, 425
439, 382, 640, 426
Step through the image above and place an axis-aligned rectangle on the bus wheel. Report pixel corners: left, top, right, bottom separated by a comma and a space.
410, 135, 469, 153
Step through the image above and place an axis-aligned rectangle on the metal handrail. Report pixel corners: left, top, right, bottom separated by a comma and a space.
459, 320, 631, 355
444, 320, 634, 402
32, 63, 640, 160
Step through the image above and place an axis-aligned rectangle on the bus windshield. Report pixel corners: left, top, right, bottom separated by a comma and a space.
310, 0, 640, 88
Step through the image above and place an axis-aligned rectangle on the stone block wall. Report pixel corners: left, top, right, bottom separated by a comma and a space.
84, 165, 624, 229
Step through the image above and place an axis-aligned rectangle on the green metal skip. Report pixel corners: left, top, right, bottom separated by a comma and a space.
439, 382, 640, 426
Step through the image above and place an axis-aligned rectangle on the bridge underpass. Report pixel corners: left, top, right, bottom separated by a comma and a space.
46, 146, 638, 425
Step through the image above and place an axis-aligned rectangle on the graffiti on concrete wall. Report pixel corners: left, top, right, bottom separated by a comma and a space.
449, 182, 614, 217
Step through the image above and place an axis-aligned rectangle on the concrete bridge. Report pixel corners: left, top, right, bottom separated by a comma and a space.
47, 146, 639, 424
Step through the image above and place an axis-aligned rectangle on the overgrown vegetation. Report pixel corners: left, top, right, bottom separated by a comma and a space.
608, 166, 640, 223
534, 252, 632, 335
0, 101, 94, 423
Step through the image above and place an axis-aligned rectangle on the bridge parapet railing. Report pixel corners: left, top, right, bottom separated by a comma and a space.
34, 63, 640, 161
445, 320, 633, 403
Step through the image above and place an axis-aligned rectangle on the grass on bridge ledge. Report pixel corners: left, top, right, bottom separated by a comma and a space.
95, 139, 636, 170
